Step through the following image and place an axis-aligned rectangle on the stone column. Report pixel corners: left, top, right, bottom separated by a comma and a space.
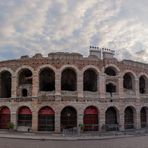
135, 108, 141, 129
77, 71, 83, 98
118, 76, 124, 98
55, 111, 61, 133
135, 78, 140, 98
11, 75, 17, 98
31, 99, 38, 131
32, 111, 38, 131
99, 108, 105, 131
99, 73, 105, 99
119, 109, 125, 131
32, 72, 39, 97
11, 111, 17, 130
55, 69, 61, 101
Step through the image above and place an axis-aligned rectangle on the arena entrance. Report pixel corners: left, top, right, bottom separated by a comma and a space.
61, 106, 77, 130
38, 106, 55, 131
17, 106, 32, 127
0, 107, 10, 129
124, 107, 134, 129
83, 106, 98, 131
105, 107, 118, 131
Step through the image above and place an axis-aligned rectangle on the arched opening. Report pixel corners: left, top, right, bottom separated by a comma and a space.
61, 68, 77, 91
22, 89, 28, 97
18, 106, 32, 127
139, 76, 146, 94
124, 107, 135, 129
0, 107, 10, 129
83, 106, 98, 131
18, 69, 33, 97
61, 106, 77, 130
39, 68, 55, 91
83, 69, 97, 92
105, 67, 117, 76
140, 107, 147, 128
106, 83, 116, 94
105, 107, 118, 131
123, 73, 134, 90
18, 69, 32, 85
38, 106, 55, 131
0, 71, 11, 98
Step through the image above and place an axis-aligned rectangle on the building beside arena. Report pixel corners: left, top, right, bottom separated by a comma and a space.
0, 47, 147, 133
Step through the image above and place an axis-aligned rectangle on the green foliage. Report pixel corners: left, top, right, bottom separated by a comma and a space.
7, 122, 14, 130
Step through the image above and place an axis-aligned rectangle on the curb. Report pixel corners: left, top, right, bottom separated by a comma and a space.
0, 134, 137, 141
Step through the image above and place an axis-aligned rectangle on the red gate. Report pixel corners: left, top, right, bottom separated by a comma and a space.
83, 106, 98, 131
18, 106, 32, 126
38, 106, 55, 131
0, 107, 10, 129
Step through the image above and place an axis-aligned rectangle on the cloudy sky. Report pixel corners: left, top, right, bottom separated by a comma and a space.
0, 0, 148, 63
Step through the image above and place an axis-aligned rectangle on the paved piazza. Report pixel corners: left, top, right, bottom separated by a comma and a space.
0, 136, 148, 148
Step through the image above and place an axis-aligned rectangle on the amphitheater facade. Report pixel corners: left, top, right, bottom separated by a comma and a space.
0, 47, 147, 133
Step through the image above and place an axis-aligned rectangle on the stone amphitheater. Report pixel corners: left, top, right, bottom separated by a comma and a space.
0, 47, 147, 133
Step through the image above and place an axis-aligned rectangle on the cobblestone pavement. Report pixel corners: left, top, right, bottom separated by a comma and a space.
1, 135, 148, 148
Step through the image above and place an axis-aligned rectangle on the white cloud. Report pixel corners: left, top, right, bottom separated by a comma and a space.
0, 0, 147, 63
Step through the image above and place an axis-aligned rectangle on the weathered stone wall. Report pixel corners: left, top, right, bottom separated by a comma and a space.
0, 52, 147, 132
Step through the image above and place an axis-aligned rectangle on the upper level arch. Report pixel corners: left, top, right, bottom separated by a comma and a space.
104, 64, 120, 76
122, 70, 137, 91
39, 67, 55, 91
0, 70, 12, 98
60, 65, 78, 91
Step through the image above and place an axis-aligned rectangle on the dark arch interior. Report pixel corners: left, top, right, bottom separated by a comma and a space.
38, 106, 55, 131
83, 106, 98, 131
124, 107, 134, 129
139, 76, 146, 94
105, 67, 116, 76
106, 83, 116, 93
22, 89, 28, 97
141, 107, 147, 128
105, 107, 118, 131
39, 68, 55, 91
61, 107, 77, 130
123, 73, 133, 90
83, 69, 97, 92
19, 69, 32, 85
61, 68, 77, 91
0, 71, 11, 98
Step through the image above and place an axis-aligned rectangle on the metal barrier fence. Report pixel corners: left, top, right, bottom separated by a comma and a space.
61, 124, 148, 136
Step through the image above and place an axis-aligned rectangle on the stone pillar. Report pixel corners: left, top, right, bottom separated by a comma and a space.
11, 112, 17, 130
55, 70, 61, 101
77, 71, 83, 98
55, 111, 61, 133
32, 72, 39, 97
118, 76, 124, 98
32, 111, 38, 131
135, 78, 140, 98
135, 108, 141, 129
119, 109, 125, 131
11, 75, 17, 98
99, 108, 105, 131
99, 73, 105, 99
